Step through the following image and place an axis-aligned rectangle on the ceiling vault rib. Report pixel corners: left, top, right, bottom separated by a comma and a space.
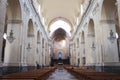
37, 0, 82, 36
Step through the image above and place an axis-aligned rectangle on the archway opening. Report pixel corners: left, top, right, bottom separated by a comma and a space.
88, 19, 95, 36
81, 31, 85, 43
37, 32, 40, 54
2, 0, 21, 63
101, 0, 120, 61
27, 19, 34, 52
28, 19, 34, 37
88, 19, 96, 67
37, 32, 40, 43
101, 0, 116, 20
36, 31, 41, 67
49, 20, 71, 37
27, 19, 34, 51
51, 28, 70, 65
81, 31, 86, 66
26, 19, 35, 66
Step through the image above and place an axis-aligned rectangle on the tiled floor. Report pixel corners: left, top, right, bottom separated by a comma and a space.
47, 69, 78, 80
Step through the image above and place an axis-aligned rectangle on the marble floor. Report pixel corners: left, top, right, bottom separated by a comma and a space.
47, 69, 78, 80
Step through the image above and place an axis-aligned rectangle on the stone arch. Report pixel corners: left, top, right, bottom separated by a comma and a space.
51, 28, 67, 41
100, 0, 120, 65
5, 0, 22, 44
87, 19, 95, 50
48, 17, 73, 33
6, 0, 21, 20
26, 19, 36, 66
101, 0, 116, 20
36, 31, 40, 54
42, 38, 44, 48
87, 19, 96, 66
101, 0, 119, 48
81, 31, 85, 43
81, 31, 86, 66
37, 31, 41, 43
88, 19, 95, 37
77, 38, 79, 47
36, 31, 41, 65
27, 19, 34, 37
3, 0, 22, 74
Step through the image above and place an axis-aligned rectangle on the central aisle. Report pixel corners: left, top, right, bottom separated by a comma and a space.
47, 69, 78, 80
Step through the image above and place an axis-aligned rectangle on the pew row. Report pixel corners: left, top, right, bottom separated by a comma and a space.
0, 67, 56, 80
65, 67, 120, 80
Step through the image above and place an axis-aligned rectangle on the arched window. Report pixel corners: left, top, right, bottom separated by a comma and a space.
58, 51, 62, 59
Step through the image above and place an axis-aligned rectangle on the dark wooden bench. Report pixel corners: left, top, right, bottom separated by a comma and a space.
0, 67, 56, 80
65, 66, 120, 80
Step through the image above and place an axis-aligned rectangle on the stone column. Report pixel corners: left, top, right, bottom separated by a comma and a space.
86, 34, 96, 66
3, 20, 22, 74
0, 0, 7, 64
100, 20, 119, 63
42, 38, 45, 67
69, 43, 72, 65
71, 45, 74, 66
80, 42, 85, 67
117, 0, 120, 29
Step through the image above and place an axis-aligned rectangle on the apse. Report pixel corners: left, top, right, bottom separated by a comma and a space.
52, 28, 67, 41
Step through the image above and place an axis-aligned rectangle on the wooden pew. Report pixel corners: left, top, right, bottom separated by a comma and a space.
65, 66, 120, 80
0, 67, 56, 80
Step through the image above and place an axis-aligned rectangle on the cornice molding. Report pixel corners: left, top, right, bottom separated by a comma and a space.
7, 20, 22, 24
100, 20, 115, 24
72, 0, 96, 39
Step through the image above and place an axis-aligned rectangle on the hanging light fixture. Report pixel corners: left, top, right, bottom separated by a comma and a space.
7, 29, 15, 43
108, 30, 116, 43
91, 42, 96, 51
26, 43, 31, 51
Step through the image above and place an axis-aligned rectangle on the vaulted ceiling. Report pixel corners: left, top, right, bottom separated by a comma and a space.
52, 28, 66, 41
38, 0, 83, 32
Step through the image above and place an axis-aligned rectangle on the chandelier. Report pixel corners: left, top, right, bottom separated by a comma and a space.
91, 42, 96, 51
7, 29, 15, 43
26, 43, 31, 51
108, 30, 116, 43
